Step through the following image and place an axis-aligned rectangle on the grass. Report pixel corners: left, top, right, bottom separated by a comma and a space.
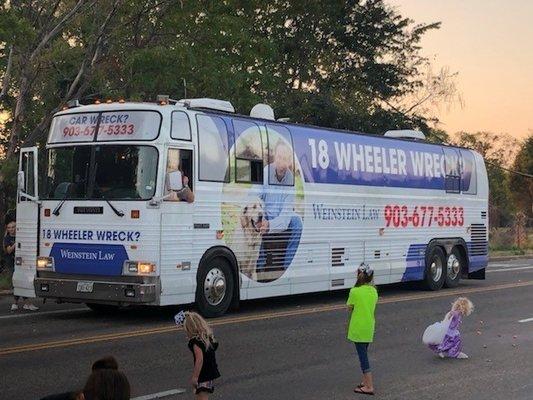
489, 228, 533, 257
490, 248, 533, 257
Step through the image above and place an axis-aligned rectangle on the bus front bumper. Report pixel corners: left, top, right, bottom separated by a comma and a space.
34, 274, 158, 305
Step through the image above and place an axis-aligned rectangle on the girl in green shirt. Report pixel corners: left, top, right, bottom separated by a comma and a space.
347, 263, 378, 396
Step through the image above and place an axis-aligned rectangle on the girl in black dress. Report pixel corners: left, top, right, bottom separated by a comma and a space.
175, 311, 220, 399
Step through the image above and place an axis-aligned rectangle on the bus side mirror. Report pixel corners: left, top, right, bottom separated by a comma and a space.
17, 171, 25, 192
167, 170, 184, 191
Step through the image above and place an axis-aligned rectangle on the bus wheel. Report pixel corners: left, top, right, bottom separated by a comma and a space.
85, 303, 120, 314
424, 246, 446, 291
196, 257, 234, 318
444, 248, 463, 288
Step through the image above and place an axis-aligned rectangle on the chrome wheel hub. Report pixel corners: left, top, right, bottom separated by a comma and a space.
430, 257, 443, 282
447, 254, 461, 280
204, 267, 226, 306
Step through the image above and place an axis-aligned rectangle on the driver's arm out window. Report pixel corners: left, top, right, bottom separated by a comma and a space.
165, 149, 194, 203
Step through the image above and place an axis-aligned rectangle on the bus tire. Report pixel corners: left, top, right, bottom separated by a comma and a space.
196, 256, 234, 318
444, 247, 463, 288
86, 303, 120, 314
423, 246, 446, 291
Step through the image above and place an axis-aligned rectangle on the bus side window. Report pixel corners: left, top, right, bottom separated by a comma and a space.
21, 151, 36, 200
460, 150, 477, 195
197, 115, 230, 182
234, 120, 263, 184
165, 148, 194, 202
443, 148, 461, 193
266, 125, 295, 186
171, 111, 192, 141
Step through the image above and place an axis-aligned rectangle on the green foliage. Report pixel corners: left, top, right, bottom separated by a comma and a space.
454, 131, 520, 226
0, 0, 488, 223
509, 134, 533, 217
1, 1, 444, 146
0, 269, 12, 291
0, 156, 17, 202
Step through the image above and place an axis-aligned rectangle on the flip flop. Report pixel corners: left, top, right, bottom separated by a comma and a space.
354, 387, 374, 396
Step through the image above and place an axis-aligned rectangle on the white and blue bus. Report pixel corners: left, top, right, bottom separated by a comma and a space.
14, 97, 488, 316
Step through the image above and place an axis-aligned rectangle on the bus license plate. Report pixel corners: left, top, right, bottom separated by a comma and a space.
76, 281, 94, 293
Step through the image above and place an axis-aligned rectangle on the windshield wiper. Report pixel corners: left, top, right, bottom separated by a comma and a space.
91, 162, 124, 217
52, 190, 70, 216
102, 195, 125, 217
93, 182, 124, 217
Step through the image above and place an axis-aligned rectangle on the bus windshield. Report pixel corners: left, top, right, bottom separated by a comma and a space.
43, 145, 158, 200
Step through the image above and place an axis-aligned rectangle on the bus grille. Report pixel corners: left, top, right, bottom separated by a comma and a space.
470, 224, 488, 256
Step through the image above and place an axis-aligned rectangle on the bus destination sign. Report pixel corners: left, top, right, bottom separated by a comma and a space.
48, 111, 161, 143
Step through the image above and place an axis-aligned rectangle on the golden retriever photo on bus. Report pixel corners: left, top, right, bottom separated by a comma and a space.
228, 198, 265, 279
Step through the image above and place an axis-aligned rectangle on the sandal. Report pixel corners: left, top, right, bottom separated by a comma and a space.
354, 387, 374, 396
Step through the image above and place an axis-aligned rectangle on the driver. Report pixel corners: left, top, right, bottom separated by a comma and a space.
165, 150, 194, 203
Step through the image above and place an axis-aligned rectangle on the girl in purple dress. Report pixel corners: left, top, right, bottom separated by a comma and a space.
429, 297, 474, 359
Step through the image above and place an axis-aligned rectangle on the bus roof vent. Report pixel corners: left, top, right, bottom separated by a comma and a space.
250, 103, 275, 120
384, 130, 426, 141
181, 98, 235, 113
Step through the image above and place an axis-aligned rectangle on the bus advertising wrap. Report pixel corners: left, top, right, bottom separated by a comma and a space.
289, 125, 473, 191
50, 243, 129, 276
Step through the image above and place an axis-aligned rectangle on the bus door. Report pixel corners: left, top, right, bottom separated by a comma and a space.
159, 146, 195, 300
14, 147, 39, 298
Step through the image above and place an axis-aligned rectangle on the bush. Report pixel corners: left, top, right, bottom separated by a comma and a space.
489, 227, 533, 251
0, 269, 12, 291
489, 228, 514, 251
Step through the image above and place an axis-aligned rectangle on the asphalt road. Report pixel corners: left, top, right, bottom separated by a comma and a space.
0, 258, 532, 400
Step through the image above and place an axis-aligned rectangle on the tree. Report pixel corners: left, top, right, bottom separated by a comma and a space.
0, 0, 123, 223
90, 0, 446, 136
249, 1, 445, 135
1, 0, 454, 225
453, 131, 520, 226
509, 133, 533, 218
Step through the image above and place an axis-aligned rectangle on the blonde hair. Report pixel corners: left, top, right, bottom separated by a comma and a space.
183, 312, 215, 349
452, 297, 474, 316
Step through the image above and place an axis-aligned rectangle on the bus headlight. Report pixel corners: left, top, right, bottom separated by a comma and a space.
37, 256, 54, 270
123, 261, 156, 276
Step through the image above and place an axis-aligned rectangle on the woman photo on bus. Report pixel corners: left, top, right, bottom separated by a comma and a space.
175, 311, 221, 399
3, 218, 39, 312
165, 149, 194, 203
347, 263, 378, 396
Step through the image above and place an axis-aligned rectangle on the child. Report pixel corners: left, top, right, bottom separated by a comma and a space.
428, 297, 474, 359
347, 263, 378, 396
175, 311, 221, 399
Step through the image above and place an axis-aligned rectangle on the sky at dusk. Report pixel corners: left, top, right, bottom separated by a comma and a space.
390, 0, 532, 140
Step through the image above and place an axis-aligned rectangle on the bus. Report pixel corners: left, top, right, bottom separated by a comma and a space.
14, 97, 488, 317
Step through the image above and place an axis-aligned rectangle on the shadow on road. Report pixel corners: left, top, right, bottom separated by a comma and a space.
43, 280, 480, 325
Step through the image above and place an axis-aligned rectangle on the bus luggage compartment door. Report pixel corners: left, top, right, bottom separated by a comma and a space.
160, 211, 194, 301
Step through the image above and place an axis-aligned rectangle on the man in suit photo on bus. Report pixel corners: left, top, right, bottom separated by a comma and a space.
256, 139, 302, 275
